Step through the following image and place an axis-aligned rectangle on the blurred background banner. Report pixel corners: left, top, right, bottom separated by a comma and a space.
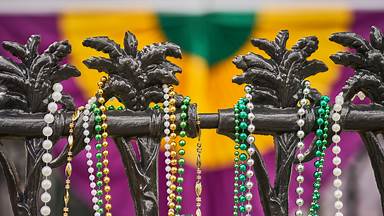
0, 1, 382, 215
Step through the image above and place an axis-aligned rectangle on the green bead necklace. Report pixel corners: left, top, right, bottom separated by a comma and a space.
233, 97, 249, 215
175, 96, 190, 214
309, 95, 330, 216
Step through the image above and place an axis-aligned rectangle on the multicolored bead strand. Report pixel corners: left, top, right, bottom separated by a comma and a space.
166, 86, 177, 216
309, 95, 330, 216
163, 84, 172, 194
195, 116, 203, 216
40, 82, 64, 216
92, 76, 109, 216
295, 80, 311, 216
63, 107, 83, 216
244, 85, 255, 215
331, 93, 344, 216
82, 97, 101, 216
175, 96, 190, 215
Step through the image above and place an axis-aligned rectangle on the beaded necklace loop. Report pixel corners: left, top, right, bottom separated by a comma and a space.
63, 107, 84, 216
40, 82, 64, 216
331, 93, 344, 215
294, 80, 311, 216
308, 95, 330, 215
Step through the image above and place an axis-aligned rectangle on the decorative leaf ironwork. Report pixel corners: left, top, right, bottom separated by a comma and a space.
233, 30, 327, 108
83, 31, 182, 111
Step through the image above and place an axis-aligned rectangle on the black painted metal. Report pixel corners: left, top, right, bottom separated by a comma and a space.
0, 28, 382, 216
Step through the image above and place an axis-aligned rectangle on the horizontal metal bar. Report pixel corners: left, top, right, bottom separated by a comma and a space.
0, 104, 383, 137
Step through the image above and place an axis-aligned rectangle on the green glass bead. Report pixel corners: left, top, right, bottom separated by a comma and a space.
96, 162, 103, 169
239, 122, 248, 130
181, 105, 188, 111
315, 140, 322, 147
320, 100, 327, 107
235, 126, 240, 131
239, 195, 246, 202
323, 134, 328, 139
313, 182, 320, 189
178, 168, 184, 174
96, 171, 103, 178
239, 111, 247, 119
96, 153, 102, 159
96, 181, 103, 187
238, 104, 246, 110
320, 158, 324, 163
176, 195, 182, 202
180, 112, 188, 119
324, 120, 329, 126
315, 150, 322, 157
95, 134, 102, 141
239, 164, 247, 172
239, 133, 247, 141
96, 143, 102, 150
239, 174, 246, 181
323, 127, 328, 133
322, 146, 327, 151
175, 205, 182, 212
239, 153, 247, 161
177, 177, 184, 183
179, 140, 186, 147
91, 103, 97, 110
97, 200, 103, 206
324, 114, 329, 119
316, 118, 324, 125
234, 170, 239, 175
233, 212, 238, 216
240, 144, 247, 150
180, 121, 187, 129
234, 189, 239, 194
234, 196, 239, 202
97, 190, 103, 196
107, 105, 115, 110
176, 186, 183, 193
322, 140, 327, 145
239, 185, 246, 192
321, 95, 330, 102
233, 205, 238, 211
234, 108, 239, 113
314, 160, 322, 168
316, 129, 323, 137
117, 106, 124, 110
179, 131, 186, 137
234, 138, 240, 143
178, 149, 185, 155
313, 203, 320, 210
239, 206, 246, 213
95, 115, 102, 123
234, 144, 240, 150
234, 183, 238, 188
234, 151, 239, 156
178, 158, 185, 166
318, 108, 325, 115
95, 125, 102, 132
98, 209, 103, 214
235, 120, 240, 124
153, 104, 160, 109
234, 158, 239, 163
314, 171, 321, 178
235, 132, 240, 138
93, 108, 101, 115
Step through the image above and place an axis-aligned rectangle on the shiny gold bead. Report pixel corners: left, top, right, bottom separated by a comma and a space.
170, 151, 177, 157
103, 176, 110, 183
101, 76, 108, 82
170, 184, 176, 191
169, 98, 176, 105
106, 213, 112, 216
170, 124, 177, 130
100, 106, 106, 112
168, 86, 174, 91
101, 114, 107, 120
169, 106, 176, 113
104, 185, 111, 192
103, 159, 109, 166
103, 168, 110, 175
98, 97, 105, 104
168, 211, 175, 216
168, 202, 175, 209
102, 132, 108, 138
103, 150, 109, 157
97, 89, 104, 95
97, 82, 104, 87
171, 159, 177, 166
105, 204, 112, 211
102, 141, 108, 148
170, 115, 176, 121
105, 194, 111, 201
169, 193, 176, 200
171, 167, 177, 174
101, 123, 108, 129
170, 175, 177, 182
170, 133, 177, 139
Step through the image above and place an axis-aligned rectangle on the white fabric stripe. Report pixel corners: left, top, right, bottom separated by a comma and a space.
0, 0, 384, 14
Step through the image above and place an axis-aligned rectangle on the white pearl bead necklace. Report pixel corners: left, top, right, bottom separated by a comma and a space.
331, 92, 344, 216
162, 84, 172, 191
40, 83, 63, 216
295, 80, 311, 216
82, 97, 101, 216
244, 85, 255, 215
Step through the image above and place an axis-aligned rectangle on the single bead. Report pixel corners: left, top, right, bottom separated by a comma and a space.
334, 189, 343, 199
52, 91, 62, 101
42, 140, 53, 150
40, 206, 51, 216
335, 201, 343, 210
41, 179, 52, 190
332, 145, 341, 154
52, 83, 63, 92
296, 198, 304, 206
43, 126, 53, 137
297, 119, 305, 127
42, 166, 52, 177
